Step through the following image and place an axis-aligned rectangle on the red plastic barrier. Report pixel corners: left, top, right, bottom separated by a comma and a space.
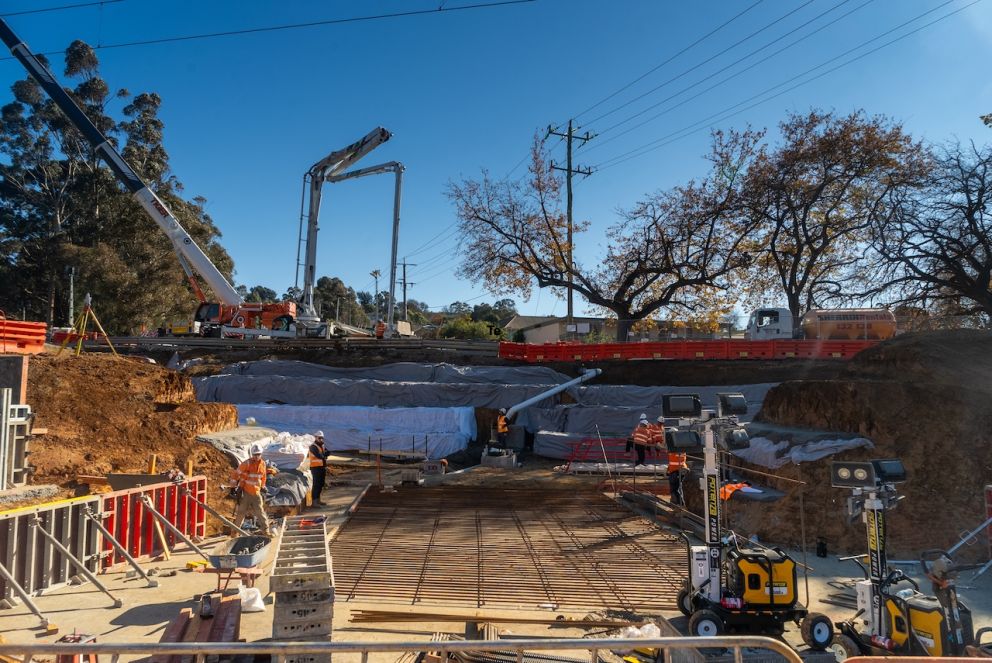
500, 339, 878, 362
100, 476, 207, 568
0, 313, 46, 355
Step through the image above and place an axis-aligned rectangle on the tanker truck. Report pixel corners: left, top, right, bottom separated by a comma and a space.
745, 307, 896, 341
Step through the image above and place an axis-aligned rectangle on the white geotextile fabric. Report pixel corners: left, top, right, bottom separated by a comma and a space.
194, 375, 559, 410
220, 360, 570, 384
731, 436, 874, 469
237, 404, 474, 459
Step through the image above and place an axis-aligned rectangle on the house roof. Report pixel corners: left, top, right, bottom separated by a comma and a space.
503, 315, 610, 332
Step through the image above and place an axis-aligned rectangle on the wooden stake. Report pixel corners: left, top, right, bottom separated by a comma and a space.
153, 519, 171, 561
147, 454, 157, 474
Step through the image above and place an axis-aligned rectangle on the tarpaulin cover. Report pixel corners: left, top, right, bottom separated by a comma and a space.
236, 404, 474, 458
265, 468, 311, 508
220, 360, 570, 384
195, 374, 560, 410
533, 431, 589, 460
573, 383, 777, 417
731, 436, 874, 469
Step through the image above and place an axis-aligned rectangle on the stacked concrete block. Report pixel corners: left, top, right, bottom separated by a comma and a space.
271, 515, 334, 662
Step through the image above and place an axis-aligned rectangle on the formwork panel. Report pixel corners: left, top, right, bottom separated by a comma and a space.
329, 487, 686, 611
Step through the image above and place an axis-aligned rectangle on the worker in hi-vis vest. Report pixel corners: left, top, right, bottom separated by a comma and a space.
232, 443, 277, 536
308, 430, 330, 504
496, 408, 510, 447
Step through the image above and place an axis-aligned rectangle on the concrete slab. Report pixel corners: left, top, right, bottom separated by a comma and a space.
0, 484, 367, 646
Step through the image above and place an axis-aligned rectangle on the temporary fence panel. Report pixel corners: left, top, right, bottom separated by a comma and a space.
0, 315, 46, 355
987, 485, 992, 560
0, 389, 34, 489
99, 476, 207, 568
0, 495, 102, 602
499, 339, 879, 363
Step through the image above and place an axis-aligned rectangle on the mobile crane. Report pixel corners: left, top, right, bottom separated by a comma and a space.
0, 19, 295, 337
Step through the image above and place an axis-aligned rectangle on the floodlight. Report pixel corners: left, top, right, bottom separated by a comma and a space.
871, 459, 907, 483
717, 393, 748, 416
662, 394, 702, 418
666, 429, 703, 454
831, 461, 876, 488
723, 428, 750, 450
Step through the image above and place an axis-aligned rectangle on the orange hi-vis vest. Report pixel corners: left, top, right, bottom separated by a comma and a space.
668, 451, 687, 472
632, 425, 653, 447
497, 415, 509, 434
720, 482, 748, 500
233, 457, 269, 496
309, 442, 326, 468
375, 322, 386, 338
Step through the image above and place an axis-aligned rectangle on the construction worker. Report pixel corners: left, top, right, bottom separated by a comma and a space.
657, 415, 687, 506
232, 443, 277, 536
309, 430, 330, 504
496, 408, 509, 447
630, 414, 653, 466
375, 319, 386, 339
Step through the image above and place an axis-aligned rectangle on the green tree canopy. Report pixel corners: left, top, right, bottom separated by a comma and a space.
0, 41, 234, 333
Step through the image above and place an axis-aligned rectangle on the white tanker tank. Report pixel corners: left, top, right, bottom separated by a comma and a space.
745, 307, 896, 341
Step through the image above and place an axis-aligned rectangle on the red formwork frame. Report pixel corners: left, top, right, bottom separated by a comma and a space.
498, 339, 878, 363
99, 476, 207, 568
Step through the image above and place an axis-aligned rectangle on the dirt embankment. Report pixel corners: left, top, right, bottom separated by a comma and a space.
721, 330, 992, 557
27, 353, 237, 495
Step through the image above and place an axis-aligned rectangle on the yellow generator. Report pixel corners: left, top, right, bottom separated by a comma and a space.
727, 547, 797, 607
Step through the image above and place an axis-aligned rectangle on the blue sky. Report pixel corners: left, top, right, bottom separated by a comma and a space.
2, 0, 991, 316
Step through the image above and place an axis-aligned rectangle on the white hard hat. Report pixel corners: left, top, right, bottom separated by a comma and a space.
639, 413, 648, 421
499, 408, 507, 415
656, 415, 664, 423
250, 443, 263, 456
315, 430, 325, 438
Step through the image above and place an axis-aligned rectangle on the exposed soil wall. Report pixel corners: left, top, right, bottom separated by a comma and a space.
707, 330, 992, 557
26, 354, 237, 495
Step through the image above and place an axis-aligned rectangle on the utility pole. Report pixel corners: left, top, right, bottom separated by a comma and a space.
370, 269, 381, 322
547, 119, 593, 335
400, 259, 416, 321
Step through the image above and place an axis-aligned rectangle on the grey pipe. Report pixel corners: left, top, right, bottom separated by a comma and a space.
505, 368, 602, 420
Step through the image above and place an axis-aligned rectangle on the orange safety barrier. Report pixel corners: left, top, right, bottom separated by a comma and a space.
499, 339, 878, 363
0, 312, 46, 355
100, 476, 207, 568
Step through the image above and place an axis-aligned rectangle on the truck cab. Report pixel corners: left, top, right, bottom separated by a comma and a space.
745, 308, 794, 340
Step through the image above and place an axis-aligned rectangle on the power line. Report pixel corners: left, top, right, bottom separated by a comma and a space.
0, 0, 536, 61
572, 0, 763, 122
580, 0, 816, 130
593, 0, 979, 173
403, 221, 459, 257
584, 0, 873, 155
1, 0, 125, 18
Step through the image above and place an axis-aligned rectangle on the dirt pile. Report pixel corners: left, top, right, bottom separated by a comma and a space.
719, 330, 992, 557
26, 353, 237, 494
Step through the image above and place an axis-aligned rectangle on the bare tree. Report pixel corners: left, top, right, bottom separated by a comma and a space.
741, 110, 929, 323
870, 143, 992, 320
447, 131, 763, 340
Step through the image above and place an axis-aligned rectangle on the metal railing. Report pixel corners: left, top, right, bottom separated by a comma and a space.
0, 635, 803, 663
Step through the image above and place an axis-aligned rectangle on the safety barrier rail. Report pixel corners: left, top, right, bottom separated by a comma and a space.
0, 313, 46, 355
0, 635, 804, 663
499, 339, 878, 362
100, 477, 207, 567
0, 476, 207, 601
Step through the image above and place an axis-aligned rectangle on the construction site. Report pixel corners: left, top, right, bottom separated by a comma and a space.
0, 325, 990, 663
1, 3, 992, 663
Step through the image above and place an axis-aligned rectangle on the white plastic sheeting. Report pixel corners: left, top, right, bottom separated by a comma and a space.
731, 436, 874, 469
220, 360, 570, 384
236, 404, 474, 459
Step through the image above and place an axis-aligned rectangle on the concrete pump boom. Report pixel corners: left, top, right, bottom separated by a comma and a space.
298, 127, 391, 322
0, 19, 244, 308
